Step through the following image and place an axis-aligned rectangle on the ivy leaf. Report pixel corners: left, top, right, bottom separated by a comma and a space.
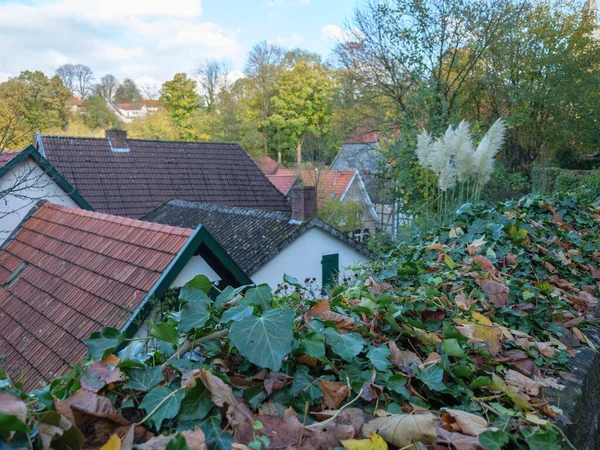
165, 433, 190, 450
123, 367, 164, 391
523, 429, 560, 450
442, 339, 467, 359
283, 274, 303, 288
367, 345, 392, 371
220, 305, 254, 324
83, 327, 125, 360
195, 414, 234, 450
229, 309, 294, 371
302, 330, 325, 360
185, 275, 212, 293
244, 284, 273, 311
177, 383, 213, 422
179, 286, 212, 304
139, 386, 185, 430
149, 322, 179, 346
214, 285, 247, 309
290, 365, 323, 403
416, 364, 446, 392
179, 301, 211, 333
479, 430, 510, 450
0, 413, 30, 439
324, 328, 365, 361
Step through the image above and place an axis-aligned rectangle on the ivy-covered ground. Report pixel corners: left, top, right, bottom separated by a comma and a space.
1, 194, 599, 450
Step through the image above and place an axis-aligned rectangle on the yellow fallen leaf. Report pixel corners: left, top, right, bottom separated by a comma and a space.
341, 432, 388, 450
471, 312, 492, 326
455, 317, 502, 356
441, 408, 491, 436
403, 324, 441, 346
363, 413, 439, 447
100, 434, 121, 450
524, 413, 548, 426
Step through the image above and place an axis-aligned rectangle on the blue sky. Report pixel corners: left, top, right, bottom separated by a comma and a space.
0, 0, 355, 91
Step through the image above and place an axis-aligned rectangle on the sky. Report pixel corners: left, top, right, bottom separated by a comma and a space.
0, 0, 356, 93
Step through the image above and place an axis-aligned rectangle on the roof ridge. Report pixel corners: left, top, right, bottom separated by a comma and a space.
42, 134, 243, 146
167, 199, 293, 221
42, 203, 194, 237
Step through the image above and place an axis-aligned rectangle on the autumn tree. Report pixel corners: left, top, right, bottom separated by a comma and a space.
114, 78, 143, 103
159, 73, 199, 139
266, 61, 335, 165
82, 95, 119, 129
57, 63, 94, 98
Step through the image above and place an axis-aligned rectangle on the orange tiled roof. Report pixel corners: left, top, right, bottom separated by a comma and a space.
252, 156, 282, 175
0, 202, 194, 390
266, 174, 298, 195
72, 97, 84, 107
275, 169, 356, 206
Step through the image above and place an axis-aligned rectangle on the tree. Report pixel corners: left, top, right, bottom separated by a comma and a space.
126, 110, 180, 141
82, 95, 119, 129
159, 73, 199, 139
244, 41, 285, 120
56, 63, 76, 93
114, 78, 143, 103
196, 59, 231, 112
0, 72, 70, 150
94, 74, 120, 102
318, 198, 364, 234
57, 63, 94, 98
266, 61, 335, 164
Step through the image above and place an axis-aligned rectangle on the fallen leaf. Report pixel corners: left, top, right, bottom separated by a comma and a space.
441, 409, 491, 436
81, 357, 123, 393
533, 342, 556, 358
0, 392, 27, 424
99, 434, 121, 450
363, 413, 439, 448
504, 370, 542, 396
264, 372, 293, 395
319, 380, 349, 409
308, 300, 330, 317
360, 382, 383, 402
321, 310, 356, 333
572, 327, 588, 343
341, 432, 388, 450
477, 279, 509, 307
454, 293, 475, 311
436, 426, 482, 450
136, 428, 206, 449
473, 256, 495, 273
388, 341, 422, 370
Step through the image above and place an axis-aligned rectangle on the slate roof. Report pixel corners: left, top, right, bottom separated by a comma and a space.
0, 202, 194, 390
266, 174, 298, 196
274, 169, 357, 206
252, 156, 282, 175
36, 134, 291, 218
142, 200, 375, 276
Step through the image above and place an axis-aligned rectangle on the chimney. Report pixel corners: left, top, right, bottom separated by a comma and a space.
291, 186, 317, 221
105, 129, 129, 152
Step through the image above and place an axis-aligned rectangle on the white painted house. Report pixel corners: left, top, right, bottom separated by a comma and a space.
108, 100, 160, 124
0, 145, 93, 243
142, 186, 376, 293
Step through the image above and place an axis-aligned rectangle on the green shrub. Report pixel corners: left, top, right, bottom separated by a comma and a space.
532, 165, 600, 201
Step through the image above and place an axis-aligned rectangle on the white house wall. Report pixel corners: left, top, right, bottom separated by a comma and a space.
169, 254, 220, 288
0, 159, 79, 243
251, 227, 370, 290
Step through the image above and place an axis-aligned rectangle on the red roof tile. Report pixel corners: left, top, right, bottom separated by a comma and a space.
252, 156, 282, 175
0, 150, 23, 166
274, 169, 356, 207
266, 174, 298, 196
0, 202, 194, 390
73, 97, 84, 107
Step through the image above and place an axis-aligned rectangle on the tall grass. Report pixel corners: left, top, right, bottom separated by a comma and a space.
414, 118, 506, 226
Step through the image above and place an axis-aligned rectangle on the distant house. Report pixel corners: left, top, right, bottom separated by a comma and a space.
331, 127, 406, 238
0, 145, 92, 243
71, 97, 84, 114
108, 100, 160, 123
0, 201, 251, 390
142, 187, 375, 292
34, 130, 290, 218
252, 155, 282, 175
268, 168, 378, 239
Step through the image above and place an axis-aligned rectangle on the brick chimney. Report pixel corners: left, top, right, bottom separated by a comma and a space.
291, 186, 317, 221
105, 129, 129, 152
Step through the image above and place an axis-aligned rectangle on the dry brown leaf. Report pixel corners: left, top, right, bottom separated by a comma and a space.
0, 392, 27, 423
472, 256, 495, 273
319, 380, 349, 409
441, 409, 491, 437
477, 279, 509, 307
136, 428, 206, 449
572, 327, 587, 343
81, 357, 123, 393
436, 427, 483, 450
363, 413, 439, 447
321, 310, 356, 333
533, 342, 556, 358
388, 341, 422, 370
454, 293, 475, 311
360, 382, 383, 402
505, 370, 542, 396
308, 300, 330, 317
264, 372, 293, 395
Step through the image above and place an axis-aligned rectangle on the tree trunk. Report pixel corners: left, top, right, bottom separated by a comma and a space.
277, 151, 282, 165
296, 141, 302, 168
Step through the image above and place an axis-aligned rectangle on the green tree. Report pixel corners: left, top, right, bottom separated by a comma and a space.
159, 73, 199, 139
266, 61, 335, 164
82, 95, 119, 129
114, 78, 142, 103
126, 109, 180, 141
318, 199, 364, 234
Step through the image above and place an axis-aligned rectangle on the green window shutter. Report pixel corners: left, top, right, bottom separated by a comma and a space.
321, 253, 339, 290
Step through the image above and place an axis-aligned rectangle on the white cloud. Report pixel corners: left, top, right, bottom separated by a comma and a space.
0, 73, 10, 82
0, 0, 243, 88
321, 24, 361, 42
265, 0, 309, 7
269, 33, 304, 47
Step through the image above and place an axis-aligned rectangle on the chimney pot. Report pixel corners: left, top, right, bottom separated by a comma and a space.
105, 129, 129, 152
291, 186, 317, 221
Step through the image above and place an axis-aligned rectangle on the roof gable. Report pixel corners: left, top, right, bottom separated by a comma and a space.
37, 135, 291, 218
0, 201, 251, 390
142, 200, 375, 276
0, 145, 93, 211
266, 174, 298, 196
252, 156, 282, 175
274, 169, 357, 206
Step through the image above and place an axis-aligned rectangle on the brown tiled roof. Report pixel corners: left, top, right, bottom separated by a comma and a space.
252, 156, 282, 175
275, 169, 356, 207
0, 202, 194, 390
266, 174, 298, 196
38, 135, 291, 218
72, 97, 84, 107
0, 150, 23, 166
